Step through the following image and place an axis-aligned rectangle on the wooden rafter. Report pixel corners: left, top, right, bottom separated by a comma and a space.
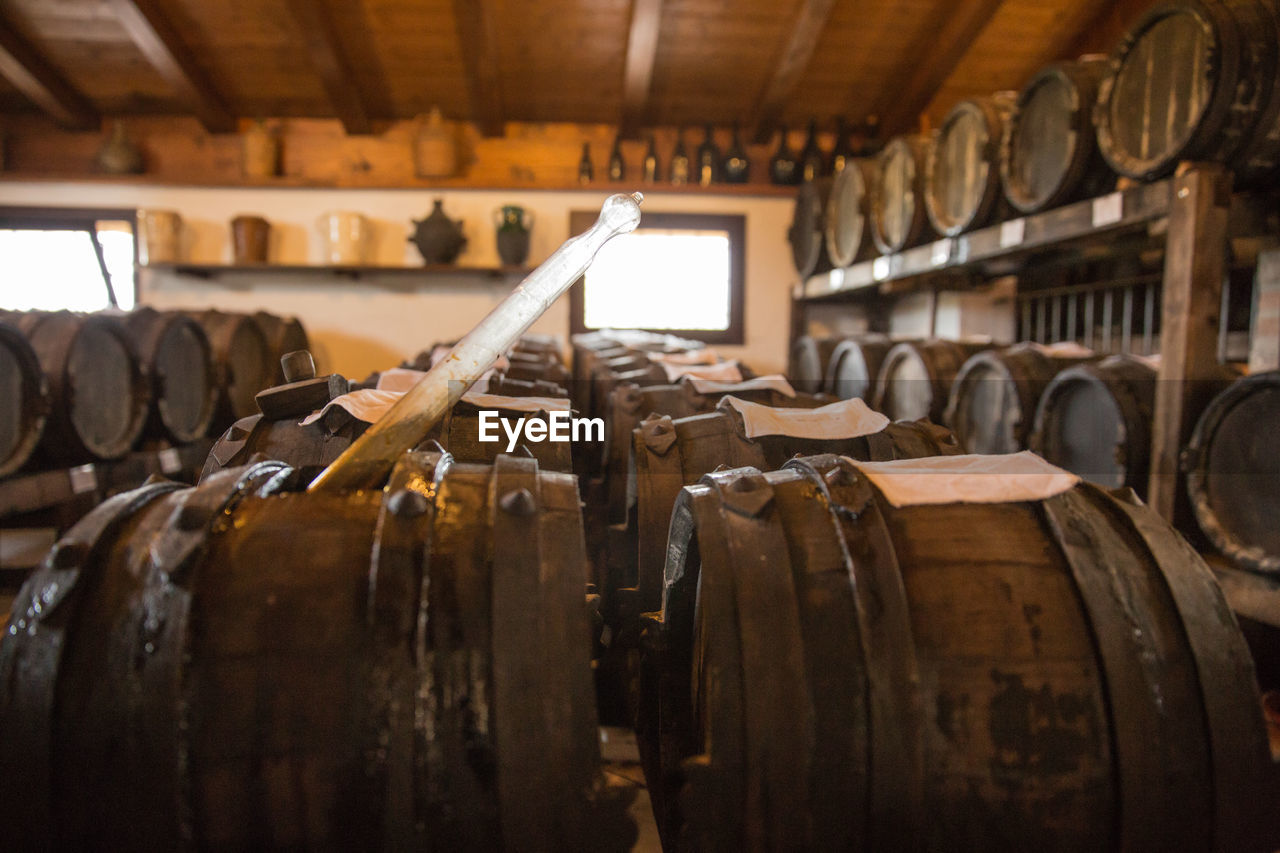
0, 17, 97, 130
750, 0, 838, 144
452, 0, 505, 137
107, 0, 235, 133
874, 0, 1006, 136
284, 0, 374, 134
619, 0, 664, 138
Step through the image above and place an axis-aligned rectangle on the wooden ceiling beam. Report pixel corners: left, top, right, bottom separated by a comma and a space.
619, 0, 664, 139
284, 0, 374, 134
107, 0, 235, 133
452, 0, 505, 138
0, 17, 97, 130
750, 0, 839, 144
875, 0, 1006, 137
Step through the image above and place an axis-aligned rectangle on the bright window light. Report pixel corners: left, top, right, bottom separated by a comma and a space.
583, 229, 731, 331
0, 223, 136, 312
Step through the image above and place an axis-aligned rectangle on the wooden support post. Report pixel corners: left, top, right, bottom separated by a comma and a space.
1148, 164, 1232, 523
1251, 248, 1280, 372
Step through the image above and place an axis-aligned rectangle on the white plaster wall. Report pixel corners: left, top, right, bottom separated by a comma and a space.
0, 182, 798, 378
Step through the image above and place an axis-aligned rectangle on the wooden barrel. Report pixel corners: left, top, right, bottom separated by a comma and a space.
1094, 0, 1280, 181
925, 94, 1015, 236
485, 372, 569, 399
1186, 371, 1280, 572
636, 455, 1270, 851
789, 177, 835, 278
0, 453, 631, 850
0, 320, 49, 479
1000, 58, 1115, 213
1030, 354, 1156, 492
631, 415, 960, 614
186, 310, 274, 428
871, 339, 990, 423
789, 335, 839, 393
251, 310, 309, 385
944, 343, 1098, 454
871, 135, 935, 254
15, 311, 149, 462
823, 334, 897, 400
824, 159, 878, 268
123, 308, 219, 444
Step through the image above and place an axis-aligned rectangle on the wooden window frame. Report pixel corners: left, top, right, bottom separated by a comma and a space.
568, 210, 746, 345
0, 205, 140, 308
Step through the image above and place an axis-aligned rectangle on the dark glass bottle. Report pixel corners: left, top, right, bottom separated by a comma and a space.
578, 141, 593, 184
643, 134, 659, 183
858, 115, 882, 157
769, 124, 799, 186
608, 134, 625, 182
829, 116, 854, 175
800, 118, 825, 182
696, 123, 720, 186
669, 127, 690, 185
722, 122, 750, 184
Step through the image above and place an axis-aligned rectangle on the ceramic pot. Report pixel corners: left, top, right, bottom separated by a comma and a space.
242, 121, 280, 179
318, 211, 370, 264
137, 209, 182, 265
414, 107, 457, 179
96, 121, 145, 175
231, 215, 271, 263
494, 205, 534, 266
409, 199, 466, 264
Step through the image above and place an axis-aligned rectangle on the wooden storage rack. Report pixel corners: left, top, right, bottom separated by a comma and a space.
790, 164, 1235, 527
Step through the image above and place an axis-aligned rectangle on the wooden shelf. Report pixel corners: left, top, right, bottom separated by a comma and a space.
796, 179, 1173, 300
145, 262, 535, 281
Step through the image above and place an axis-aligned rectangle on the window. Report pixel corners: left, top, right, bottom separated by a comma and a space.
0, 207, 138, 312
569, 211, 745, 345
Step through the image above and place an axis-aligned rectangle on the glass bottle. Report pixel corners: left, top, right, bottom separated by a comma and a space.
829, 116, 854, 175
696, 123, 720, 186
669, 127, 690, 185
769, 124, 799, 185
643, 134, 660, 183
608, 134, 625, 182
800, 118, 825, 182
578, 141, 593, 185
722, 122, 750, 184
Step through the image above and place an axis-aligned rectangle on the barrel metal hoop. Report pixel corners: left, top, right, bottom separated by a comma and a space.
1090, 483, 1272, 853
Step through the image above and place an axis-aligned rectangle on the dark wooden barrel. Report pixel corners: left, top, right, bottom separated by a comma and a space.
186, 310, 273, 429
505, 351, 571, 386
944, 343, 1098, 454
1094, 0, 1279, 181
789, 177, 835, 278
123, 307, 219, 444
824, 159, 878, 268
789, 335, 839, 393
1030, 353, 1156, 492
631, 416, 960, 614
871, 339, 990, 423
15, 311, 149, 462
925, 94, 1015, 236
1231, 0, 1280, 183
1000, 58, 1115, 213
485, 371, 569, 399
871, 135, 935, 254
1186, 371, 1280, 572
823, 334, 897, 400
251, 310, 309, 385
0, 320, 49, 478
636, 455, 1270, 851
0, 453, 631, 851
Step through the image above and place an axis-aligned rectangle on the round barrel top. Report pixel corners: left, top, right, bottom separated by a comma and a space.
824, 161, 872, 268
872, 136, 927, 253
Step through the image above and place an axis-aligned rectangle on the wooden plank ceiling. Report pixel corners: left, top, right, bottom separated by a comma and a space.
0, 0, 1158, 138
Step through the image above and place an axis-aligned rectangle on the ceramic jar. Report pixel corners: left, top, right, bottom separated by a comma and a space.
414, 107, 457, 179
231, 215, 271, 264
96, 121, 145, 175
409, 200, 466, 264
136, 209, 183, 265
494, 205, 533, 266
242, 121, 280, 179
317, 211, 371, 264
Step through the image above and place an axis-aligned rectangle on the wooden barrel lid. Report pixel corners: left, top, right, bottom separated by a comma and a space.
789, 335, 838, 393
925, 94, 1014, 236
252, 311, 309, 384
190, 311, 273, 423
0, 322, 48, 477
125, 308, 218, 443
824, 335, 895, 401
824, 160, 875, 268
871, 136, 933, 254
789, 178, 834, 278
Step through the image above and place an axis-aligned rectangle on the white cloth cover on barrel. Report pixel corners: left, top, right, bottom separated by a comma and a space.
301, 388, 571, 425
648, 348, 721, 366
845, 451, 1080, 507
659, 359, 743, 383
1037, 341, 1096, 359
376, 366, 500, 394
719, 395, 889, 439
686, 374, 797, 398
